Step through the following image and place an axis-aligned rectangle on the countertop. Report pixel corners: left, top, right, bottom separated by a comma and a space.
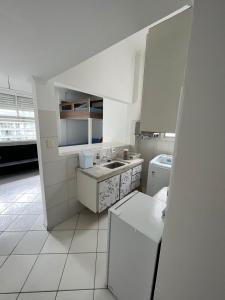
58, 142, 129, 157
78, 158, 144, 181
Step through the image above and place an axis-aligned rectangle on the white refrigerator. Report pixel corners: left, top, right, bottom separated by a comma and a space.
107, 190, 166, 300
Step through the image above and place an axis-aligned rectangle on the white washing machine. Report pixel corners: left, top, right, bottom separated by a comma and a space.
146, 154, 172, 196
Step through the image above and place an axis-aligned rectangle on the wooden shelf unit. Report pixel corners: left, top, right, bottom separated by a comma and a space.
60, 98, 103, 120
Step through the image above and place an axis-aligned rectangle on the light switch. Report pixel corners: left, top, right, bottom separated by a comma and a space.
46, 138, 56, 149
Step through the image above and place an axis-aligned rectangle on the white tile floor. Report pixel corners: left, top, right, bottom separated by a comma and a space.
0, 170, 115, 299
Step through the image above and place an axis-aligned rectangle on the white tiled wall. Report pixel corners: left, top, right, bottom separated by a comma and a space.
38, 110, 58, 138
32, 79, 82, 229
45, 182, 67, 209
43, 159, 67, 187
33, 78, 127, 229
40, 137, 61, 163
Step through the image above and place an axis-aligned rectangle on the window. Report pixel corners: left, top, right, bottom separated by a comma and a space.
165, 132, 176, 138
57, 87, 103, 147
0, 91, 36, 142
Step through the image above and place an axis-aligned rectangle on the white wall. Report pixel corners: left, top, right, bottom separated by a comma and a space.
53, 36, 138, 103
53, 10, 192, 148
0, 73, 32, 93
54, 37, 146, 146
126, 50, 146, 145
0, 0, 192, 79
0, 73, 8, 89
103, 98, 128, 144
154, 1, 225, 299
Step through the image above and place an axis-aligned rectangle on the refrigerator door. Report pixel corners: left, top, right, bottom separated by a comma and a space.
107, 192, 165, 300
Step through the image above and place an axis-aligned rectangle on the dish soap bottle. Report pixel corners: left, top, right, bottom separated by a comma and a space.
95, 152, 100, 165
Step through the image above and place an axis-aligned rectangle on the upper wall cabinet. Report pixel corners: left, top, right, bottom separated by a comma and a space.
141, 9, 192, 133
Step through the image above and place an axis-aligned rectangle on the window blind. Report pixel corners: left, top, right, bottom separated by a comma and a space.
17, 96, 34, 118
0, 91, 36, 142
0, 93, 17, 117
0, 92, 34, 119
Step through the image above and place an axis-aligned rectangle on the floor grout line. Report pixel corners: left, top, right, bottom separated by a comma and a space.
0, 287, 109, 296
16, 255, 39, 300
1, 214, 20, 232
16, 225, 51, 299
93, 213, 100, 300
1, 172, 111, 298
55, 213, 80, 300
0, 229, 28, 269
0, 251, 106, 256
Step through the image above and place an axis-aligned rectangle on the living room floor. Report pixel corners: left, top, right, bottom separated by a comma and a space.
0, 170, 115, 300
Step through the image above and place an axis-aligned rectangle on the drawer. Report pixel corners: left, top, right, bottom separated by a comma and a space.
132, 164, 142, 175
131, 179, 141, 190
131, 173, 141, 183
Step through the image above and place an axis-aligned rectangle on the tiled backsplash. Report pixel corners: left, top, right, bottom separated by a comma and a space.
90, 146, 128, 165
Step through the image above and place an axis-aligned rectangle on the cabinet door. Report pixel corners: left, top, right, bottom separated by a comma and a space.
132, 164, 142, 175
131, 173, 141, 191
141, 10, 191, 132
120, 169, 132, 199
98, 175, 120, 212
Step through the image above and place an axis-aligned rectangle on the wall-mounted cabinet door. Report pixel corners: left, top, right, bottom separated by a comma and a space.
98, 175, 120, 212
141, 9, 192, 133
120, 169, 132, 199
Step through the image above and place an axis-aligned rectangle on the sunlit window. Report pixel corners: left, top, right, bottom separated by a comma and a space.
0, 92, 36, 142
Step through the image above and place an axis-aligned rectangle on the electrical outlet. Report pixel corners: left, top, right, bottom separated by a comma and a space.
111, 147, 116, 153
46, 138, 56, 149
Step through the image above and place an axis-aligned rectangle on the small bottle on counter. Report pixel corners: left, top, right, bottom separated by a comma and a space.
123, 149, 129, 160
95, 153, 100, 165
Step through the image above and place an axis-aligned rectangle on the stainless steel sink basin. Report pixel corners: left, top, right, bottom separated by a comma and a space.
104, 161, 125, 169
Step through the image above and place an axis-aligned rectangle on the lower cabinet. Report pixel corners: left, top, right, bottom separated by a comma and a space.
98, 175, 120, 213
120, 169, 132, 199
77, 163, 142, 213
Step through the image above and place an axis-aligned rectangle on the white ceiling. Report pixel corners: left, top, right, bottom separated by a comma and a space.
0, 0, 190, 80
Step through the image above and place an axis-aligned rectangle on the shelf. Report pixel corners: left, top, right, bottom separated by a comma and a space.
60, 111, 103, 120
60, 98, 103, 120
0, 158, 38, 168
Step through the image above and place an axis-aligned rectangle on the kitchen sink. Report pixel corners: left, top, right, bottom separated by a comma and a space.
104, 161, 126, 169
